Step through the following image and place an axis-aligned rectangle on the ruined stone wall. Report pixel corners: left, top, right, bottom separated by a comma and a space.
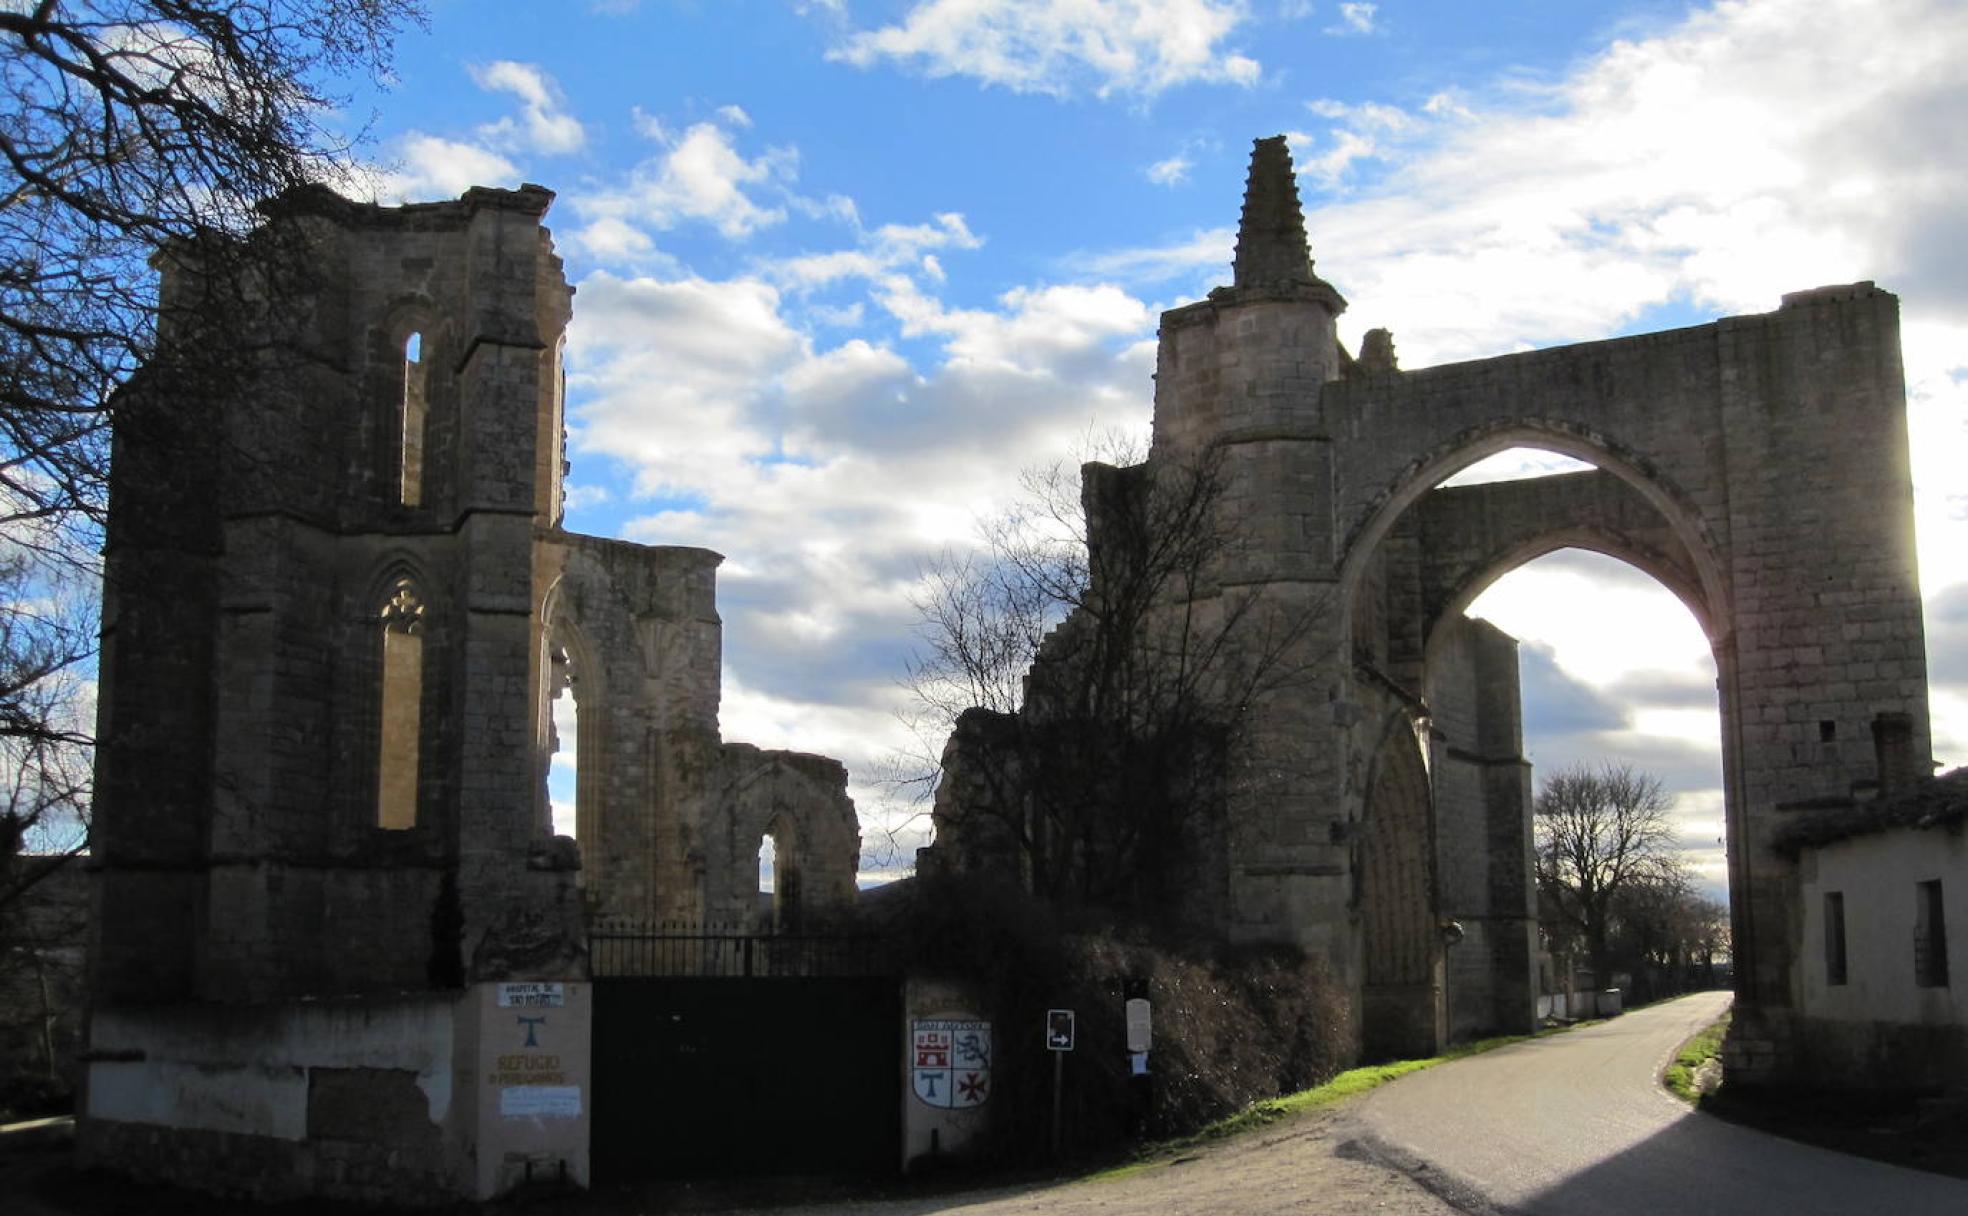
940, 138, 1927, 1080
544, 533, 861, 928
702, 745, 861, 928
89, 179, 868, 1201
545, 534, 724, 922
94, 185, 582, 1013
85, 186, 590, 1202
1322, 284, 1929, 1060
1424, 616, 1537, 1040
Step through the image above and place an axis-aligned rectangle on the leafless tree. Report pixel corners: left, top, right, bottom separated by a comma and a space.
0, 1, 425, 911
902, 440, 1314, 922
1535, 762, 1687, 986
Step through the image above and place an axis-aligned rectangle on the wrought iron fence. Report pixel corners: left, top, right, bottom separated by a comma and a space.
587, 919, 895, 979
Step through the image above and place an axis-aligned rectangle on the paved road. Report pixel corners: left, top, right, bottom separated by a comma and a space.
1353, 990, 1968, 1215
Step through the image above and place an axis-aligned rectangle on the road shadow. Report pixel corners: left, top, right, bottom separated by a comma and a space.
1353, 1107, 1968, 1216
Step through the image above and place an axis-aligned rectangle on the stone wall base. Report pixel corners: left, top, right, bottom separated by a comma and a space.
78, 1117, 459, 1205
1791, 1016, 1968, 1093
77, 982, 591, 1204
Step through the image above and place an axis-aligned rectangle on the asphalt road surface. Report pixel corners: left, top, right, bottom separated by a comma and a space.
1353, 990, 1968, 1215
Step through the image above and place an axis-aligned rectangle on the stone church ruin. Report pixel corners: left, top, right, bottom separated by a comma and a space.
82, 183, 860, 1200
932, 137, 1934, 1072
77, 137, 1934, 1201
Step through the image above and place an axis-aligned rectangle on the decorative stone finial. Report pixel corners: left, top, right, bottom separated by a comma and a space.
1234, 136, 1315, 289
1357, 328, 1398, 374
1213, 136, 1344, 313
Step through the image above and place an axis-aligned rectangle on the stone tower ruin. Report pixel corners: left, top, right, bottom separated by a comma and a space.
81, 184, 860, 1200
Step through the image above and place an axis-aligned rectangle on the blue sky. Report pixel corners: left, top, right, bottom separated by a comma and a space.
348, 0, 1968, 893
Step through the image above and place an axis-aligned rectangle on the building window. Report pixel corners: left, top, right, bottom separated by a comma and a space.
400, 331, 427, 506
1915, 880, 1949, 987
1823, 891, 1847, 986
759, 818, 802, 933
377, 578, 425, 830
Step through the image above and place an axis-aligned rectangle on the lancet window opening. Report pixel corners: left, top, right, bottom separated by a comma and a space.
376, 577, 426, 830
400, 331, 428, 506
759, 817, 803, 932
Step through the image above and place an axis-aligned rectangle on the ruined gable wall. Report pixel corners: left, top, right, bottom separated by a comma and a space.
546, 533, 724, 922
544, 531, 863, 929
703, 745, 861, 927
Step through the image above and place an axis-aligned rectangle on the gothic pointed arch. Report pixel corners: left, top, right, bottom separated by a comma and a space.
1355, 710, 1444, 1061
1337, 422, 1729, 650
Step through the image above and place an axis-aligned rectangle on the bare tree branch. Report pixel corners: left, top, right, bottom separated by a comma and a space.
902, 441, 1320, 925
0, 0, 425, 915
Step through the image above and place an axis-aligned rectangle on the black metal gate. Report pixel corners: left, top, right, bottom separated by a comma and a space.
590, 923, 900, 1182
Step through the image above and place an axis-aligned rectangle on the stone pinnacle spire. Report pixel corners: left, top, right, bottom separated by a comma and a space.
1233, 135, 1316, 289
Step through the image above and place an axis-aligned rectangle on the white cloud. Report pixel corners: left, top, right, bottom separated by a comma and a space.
770, 212, 982, 290
1147, 155, 1193, 186
569, 215, 657, 261
577, 120, 795, 241
1297, 127, 1380, 188
1326, 1, 1375, 35
830, 0, 1263, 99
1307, 97, 1414, 132
1091, 0, 1968, 365
470, 61, 586, 155
381, 134, 520, 202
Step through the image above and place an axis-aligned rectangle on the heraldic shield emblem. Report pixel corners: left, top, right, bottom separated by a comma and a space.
912, 1018, 991, 1108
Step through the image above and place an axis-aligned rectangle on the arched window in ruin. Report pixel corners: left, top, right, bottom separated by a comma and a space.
400, 331, 428, 506
759, 816, 802, 932
376, 577, 426, 830
543, 639, 582, 846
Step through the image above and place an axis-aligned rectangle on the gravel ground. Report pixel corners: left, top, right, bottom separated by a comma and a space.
3, 1108, 1459, 1216
629, 1111, 1461, 1216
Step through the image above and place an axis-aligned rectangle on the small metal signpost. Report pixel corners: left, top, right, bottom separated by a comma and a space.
1046, 1008, 1074, 1157
1046, 1009, 1076, 1051
1124, 996, 1153, 1133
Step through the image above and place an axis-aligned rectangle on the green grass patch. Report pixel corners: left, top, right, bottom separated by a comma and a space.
1089, 1024, 1593, 1183
1662, 1012, 1731, 1104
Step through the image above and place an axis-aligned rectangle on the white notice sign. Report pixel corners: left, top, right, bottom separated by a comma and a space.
497, 983, 566, 1008
499, 1085, 582, 1118
1125, 998, 1152, 1052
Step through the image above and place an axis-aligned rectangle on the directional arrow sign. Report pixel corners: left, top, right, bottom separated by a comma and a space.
1046, 1008, 1075, 1051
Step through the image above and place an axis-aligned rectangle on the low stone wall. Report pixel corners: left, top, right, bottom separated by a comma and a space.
78, 980, 592, 1204
80, 993, 467, 1202
81, 1115, 458, 1205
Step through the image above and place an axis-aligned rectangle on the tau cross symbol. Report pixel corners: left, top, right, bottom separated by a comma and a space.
518, 1015, 547, 1047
